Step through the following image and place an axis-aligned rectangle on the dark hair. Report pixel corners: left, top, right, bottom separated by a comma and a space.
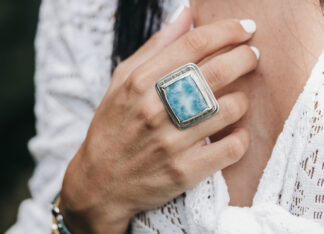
111, 0, 164, 73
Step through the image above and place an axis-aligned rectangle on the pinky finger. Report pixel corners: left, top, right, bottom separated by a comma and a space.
178, 128, 249, 188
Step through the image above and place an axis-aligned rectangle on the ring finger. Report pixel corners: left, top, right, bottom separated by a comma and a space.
140, 44, 257, 134
199, 44, 259, 93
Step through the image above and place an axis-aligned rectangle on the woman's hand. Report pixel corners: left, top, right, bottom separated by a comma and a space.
59, 8, 259, 234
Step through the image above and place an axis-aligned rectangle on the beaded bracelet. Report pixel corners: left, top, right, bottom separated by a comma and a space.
51, 193, 72, 234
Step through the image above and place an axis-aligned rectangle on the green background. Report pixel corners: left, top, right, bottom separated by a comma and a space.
0, 0, 41, 232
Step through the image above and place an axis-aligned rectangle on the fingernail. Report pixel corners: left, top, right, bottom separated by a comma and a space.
250, 46, 260, 60
240, 19, 257, 34
167, 5, 187, 24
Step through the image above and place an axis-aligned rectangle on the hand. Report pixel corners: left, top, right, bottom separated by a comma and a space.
60, 8, 258, 234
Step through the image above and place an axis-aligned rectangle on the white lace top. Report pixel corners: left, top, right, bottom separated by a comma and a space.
7, 0, 324, 233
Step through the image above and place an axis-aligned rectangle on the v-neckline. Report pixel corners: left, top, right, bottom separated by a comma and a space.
252, 50, 324, 206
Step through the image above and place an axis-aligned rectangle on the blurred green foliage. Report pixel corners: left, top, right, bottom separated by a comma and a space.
0, 0, 41, 232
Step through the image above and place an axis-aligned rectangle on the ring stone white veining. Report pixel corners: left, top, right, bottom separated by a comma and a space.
156, 63, 219, 130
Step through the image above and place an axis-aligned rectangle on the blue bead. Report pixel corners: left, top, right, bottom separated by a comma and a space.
165, 76, 208, 121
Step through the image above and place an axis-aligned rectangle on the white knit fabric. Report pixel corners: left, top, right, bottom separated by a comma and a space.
6, 0, 117, 233
133, 44, 324, 234
7, 0, 324, 233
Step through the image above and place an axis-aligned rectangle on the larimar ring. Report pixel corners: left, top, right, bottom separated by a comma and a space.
156, 63, 219, 129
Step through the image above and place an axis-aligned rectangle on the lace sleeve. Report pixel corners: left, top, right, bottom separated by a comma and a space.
6, 0, 116, 233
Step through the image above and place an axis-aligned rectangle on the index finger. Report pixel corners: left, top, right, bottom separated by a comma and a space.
110, 7, 193, 90
128, 19, 256, 91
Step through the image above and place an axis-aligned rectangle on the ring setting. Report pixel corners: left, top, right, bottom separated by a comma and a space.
156, 63, 219, 129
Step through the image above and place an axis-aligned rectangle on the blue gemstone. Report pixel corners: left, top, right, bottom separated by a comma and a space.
165, 76, 208, 122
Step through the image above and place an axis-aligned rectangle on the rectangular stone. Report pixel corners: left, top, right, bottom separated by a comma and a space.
165, 76, 208, 122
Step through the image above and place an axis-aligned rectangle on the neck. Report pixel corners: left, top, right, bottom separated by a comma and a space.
191, 0, 324, 141
191, 0, 324, 74
190, 0, 324, 206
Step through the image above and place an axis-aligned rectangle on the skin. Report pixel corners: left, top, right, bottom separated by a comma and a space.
190, 0, 324, 207
59, 9, 259, 234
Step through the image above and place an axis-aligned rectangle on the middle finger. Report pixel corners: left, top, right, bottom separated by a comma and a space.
126, 19, 256, 93
199, 44, 259, 93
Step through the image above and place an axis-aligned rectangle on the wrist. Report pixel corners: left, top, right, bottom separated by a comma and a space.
59, 194, 131, 234
60, 153, 132, 234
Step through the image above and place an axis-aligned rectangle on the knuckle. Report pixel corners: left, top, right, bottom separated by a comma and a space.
220, 97, 244, 123
137, 106, 158, 129
153, 133, 179, 157
203, 64, 222, 87
184, 30, 209, 52
204, 60, 231, 88
227, 134, 247, 161
168, 161, 187, 187
158, 134, 177, 152
126, 69, 145, 94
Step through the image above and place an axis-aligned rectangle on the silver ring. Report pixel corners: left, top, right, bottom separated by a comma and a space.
155, 63, 219, 129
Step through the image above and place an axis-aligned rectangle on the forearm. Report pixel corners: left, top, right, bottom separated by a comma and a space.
58, 154, 132, 234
